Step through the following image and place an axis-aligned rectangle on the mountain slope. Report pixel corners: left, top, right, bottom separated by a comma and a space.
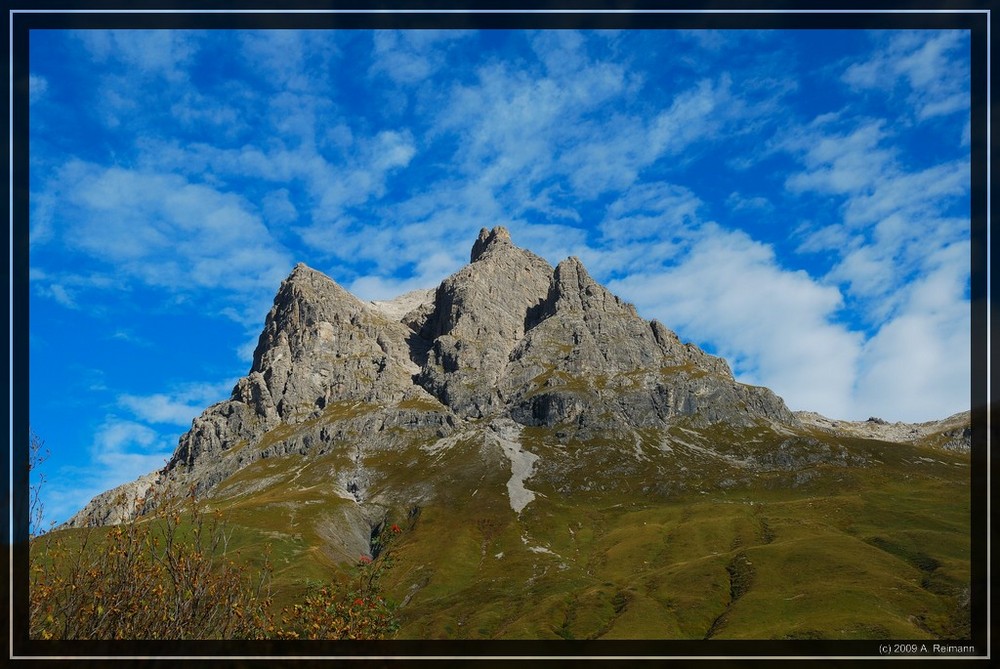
60, 226, 971, 641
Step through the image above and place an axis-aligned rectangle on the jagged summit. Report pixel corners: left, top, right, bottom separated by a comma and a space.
414, 228, 555, 417
69, 226, 799, 527
548, 255, 638, 319
470, 225, 513, 262
198, 226, 789, 457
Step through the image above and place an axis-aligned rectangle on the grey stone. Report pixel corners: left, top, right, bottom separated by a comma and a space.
66, 226, 962, 530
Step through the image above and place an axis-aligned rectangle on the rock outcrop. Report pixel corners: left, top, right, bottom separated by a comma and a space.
68, 226, 917, 529
795, 410, 972, 453
412, 227, 555, 418
498, 256, 792, 430
167, 263, 433, 471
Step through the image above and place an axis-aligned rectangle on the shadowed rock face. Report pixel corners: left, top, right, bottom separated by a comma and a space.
414, 227, 555, 418
68, 226, 801, 527
498, 255, 793, 431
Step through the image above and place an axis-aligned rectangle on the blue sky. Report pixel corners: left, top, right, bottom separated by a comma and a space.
26, 28, 972, 527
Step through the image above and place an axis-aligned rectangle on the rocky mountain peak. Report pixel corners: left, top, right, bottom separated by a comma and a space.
249, 263, 363, 374
546, 255, 638, 321
470, 225, 514, 262
66, 227, 804, 528
415, 228, 554, 417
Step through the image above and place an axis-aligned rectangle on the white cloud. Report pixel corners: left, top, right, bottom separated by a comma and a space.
300, 178, 510, 280
783, 114, 969, 324
38, 284, 78, 309
70, 31, 205, 129
77, 30, 202, 82
94, 419, 158, 453
429, 46, 773, 215
118, 380, 235, 427
602, 182, 701, 243
29, 190, 57, 245
784, 119, 893, 196
842, 161, 967, 227
434, 56, 632, 197
608, 224, 863, 418
118, 395, 202, 427
645, 75, 733, 158
369, 30, 474, 85
842, 31, 969, 122
369, 129, 417, 171
111, 329, 152, 347
262, 188, 299, 225
677, 29, 730, 52
138, 123, 415, 232
349, 274, 435, 303
826, 244, 895, 307
29, 74, 48, 105
37, 161, 293, 322
530, 30, 589, 77
237, 335, 260, 364
42, 417, 177, 526
796, 222, 849, 254
169, 89, 245, 136
41, 379, 238, 524
854, 292, 970, 423
726, 192, 772, 213
239, 30, 309, 91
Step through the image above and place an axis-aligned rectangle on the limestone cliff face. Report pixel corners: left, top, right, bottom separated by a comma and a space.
244, 263, 418, 415
166, 263, 427, 472
413, 227, 555, 418
499, 256, 793, 430
67, 226, 810, 528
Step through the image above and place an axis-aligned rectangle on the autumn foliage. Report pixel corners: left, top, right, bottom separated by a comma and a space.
273, 547, 399, 640
28, 434, 401, 641
29, 495, 274, 640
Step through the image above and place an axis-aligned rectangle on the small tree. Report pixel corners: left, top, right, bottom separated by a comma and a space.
28, 428, 50, 538
275, 522, 402, 640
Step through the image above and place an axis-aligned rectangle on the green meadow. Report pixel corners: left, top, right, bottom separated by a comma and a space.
34, 417, 971, 641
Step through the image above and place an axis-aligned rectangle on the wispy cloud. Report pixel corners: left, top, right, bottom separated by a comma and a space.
853, 242, 971, 421
783, 113, 969, 321
369, 29, 474, 85
726, 192, 773, 214
76, 30, 202, 81
118, 379, 234, 427
41, 378, 237, 525
608, 220, 863, 419
784, 118, 893, 196
33, 160, 293, 325
72, 30, 205, 130
43, 417, 175, 525
111, 329, 153, 347
842, 30, 969, 122
29, 74, 48, 105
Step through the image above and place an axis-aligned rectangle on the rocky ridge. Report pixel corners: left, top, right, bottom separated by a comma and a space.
795, 410, 972, 452
64, 227, 967, 528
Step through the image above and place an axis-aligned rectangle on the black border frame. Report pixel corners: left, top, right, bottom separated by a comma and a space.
5, 2, 992, 663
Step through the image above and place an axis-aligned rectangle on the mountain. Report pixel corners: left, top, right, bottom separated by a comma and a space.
62, 227, 971, 640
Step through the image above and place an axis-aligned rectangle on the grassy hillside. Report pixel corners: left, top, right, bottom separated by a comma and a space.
34, 418, 970, 641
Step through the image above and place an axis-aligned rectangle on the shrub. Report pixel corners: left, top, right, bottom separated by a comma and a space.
28, 431, 400, 640
274, 523, 401, 640
29, 493, 273, 640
